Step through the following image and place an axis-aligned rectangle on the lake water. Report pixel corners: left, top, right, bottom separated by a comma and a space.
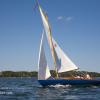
0, 77, 100, 100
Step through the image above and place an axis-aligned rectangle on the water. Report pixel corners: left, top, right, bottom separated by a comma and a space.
0, 78, 100, 100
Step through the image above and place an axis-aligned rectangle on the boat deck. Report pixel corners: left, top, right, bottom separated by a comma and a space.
55, 77, 93, 80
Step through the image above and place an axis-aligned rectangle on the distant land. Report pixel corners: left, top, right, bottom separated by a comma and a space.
0, 71, 100, 78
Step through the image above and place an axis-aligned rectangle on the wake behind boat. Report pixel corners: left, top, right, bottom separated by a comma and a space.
35, 0, 100, 87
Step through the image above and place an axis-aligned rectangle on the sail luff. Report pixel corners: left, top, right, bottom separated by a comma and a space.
38, 5, 59, 78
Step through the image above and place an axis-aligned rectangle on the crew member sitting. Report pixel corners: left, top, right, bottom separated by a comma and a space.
85, 74, 92, 79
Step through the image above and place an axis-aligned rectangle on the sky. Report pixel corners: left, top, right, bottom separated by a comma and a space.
0, 0, 100, 72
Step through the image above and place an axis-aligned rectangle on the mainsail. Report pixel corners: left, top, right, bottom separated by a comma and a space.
39, 5, 58, 77
38, 4, 78, 74
38, 31, 51, 80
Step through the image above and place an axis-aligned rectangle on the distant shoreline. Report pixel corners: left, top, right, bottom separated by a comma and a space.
0, 70, 100, 77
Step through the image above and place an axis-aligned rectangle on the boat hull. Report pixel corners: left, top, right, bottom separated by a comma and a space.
38, 79, 100, 87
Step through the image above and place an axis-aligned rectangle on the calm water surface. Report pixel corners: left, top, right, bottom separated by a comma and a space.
0, 77, 100, 100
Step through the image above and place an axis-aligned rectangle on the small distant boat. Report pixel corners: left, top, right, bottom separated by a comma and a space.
36, 1, 100, 87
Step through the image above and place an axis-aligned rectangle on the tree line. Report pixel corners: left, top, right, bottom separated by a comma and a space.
0, 70, 100, 77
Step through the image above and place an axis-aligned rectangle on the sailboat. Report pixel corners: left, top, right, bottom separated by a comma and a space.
37, 1, 100, 87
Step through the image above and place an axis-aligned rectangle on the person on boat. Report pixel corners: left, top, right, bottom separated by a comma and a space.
85, 74, 92, 79
74, 75, 84, 79
75, 76, 80, 79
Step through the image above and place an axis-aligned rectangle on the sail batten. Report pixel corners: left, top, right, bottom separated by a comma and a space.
38, 31, 51, 80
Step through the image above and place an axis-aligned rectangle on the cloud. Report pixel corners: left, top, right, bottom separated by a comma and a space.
66, 16, 73, 21
57, 16, 73, 22
57, 16, 63, 20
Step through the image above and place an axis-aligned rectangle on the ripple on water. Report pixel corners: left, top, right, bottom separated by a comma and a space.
0, 78, 100, 100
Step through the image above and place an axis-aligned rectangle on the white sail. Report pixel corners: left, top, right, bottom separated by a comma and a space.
39, 6, 50, 37
52, 38, 78, 73
38, 31, 51, 80
39, 5, 59, 77
39, 6, 52, 48
39, 5, 78, 73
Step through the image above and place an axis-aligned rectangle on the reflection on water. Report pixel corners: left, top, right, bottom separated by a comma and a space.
0, 77, 100, 100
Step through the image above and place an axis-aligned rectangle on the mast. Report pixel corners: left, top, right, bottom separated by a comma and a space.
48, 25, 59, 78
36, 0, 59, 78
